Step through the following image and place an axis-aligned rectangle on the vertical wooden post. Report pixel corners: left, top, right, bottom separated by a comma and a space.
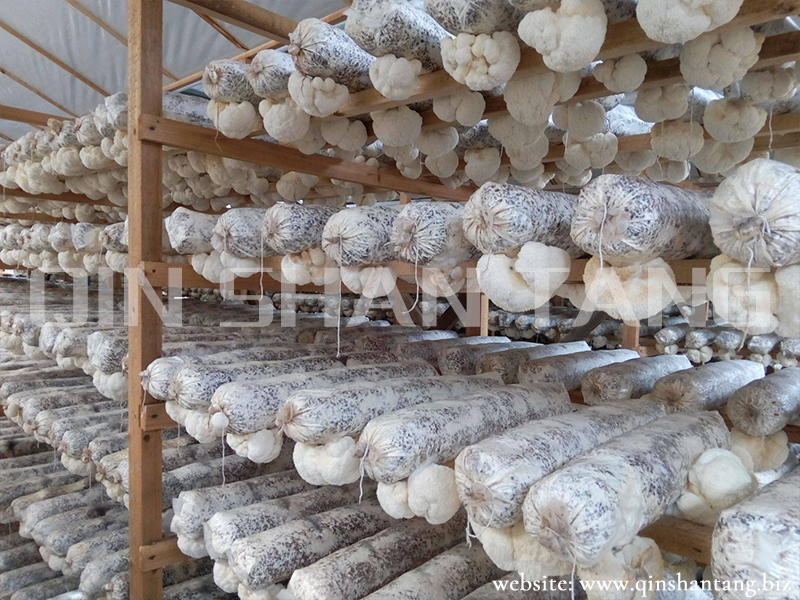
128, 1, 164, 598
479, 294, 489, 336
621, 322, 641, 352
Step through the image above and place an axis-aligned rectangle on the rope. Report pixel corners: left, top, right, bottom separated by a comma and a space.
357, 440, 369, 504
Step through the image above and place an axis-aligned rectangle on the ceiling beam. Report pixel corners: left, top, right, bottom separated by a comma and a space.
162, 7, 346, 92
196, 12, 249, 50
166, 0, 296, 44
0, 105, 63, 127
139, 113, 473, 201
0, 65, 76, 117
0, 19, 110, 97
63, 0, 179, 81
337, 0, 800, 118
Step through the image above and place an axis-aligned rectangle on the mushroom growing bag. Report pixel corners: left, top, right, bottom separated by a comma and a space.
523, 411, 729, 567
463, 183, 582, 256
571, 174, 718, 265
710, 158, 800, 268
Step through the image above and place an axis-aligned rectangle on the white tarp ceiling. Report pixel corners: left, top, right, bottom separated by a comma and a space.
0, 0, 342, 142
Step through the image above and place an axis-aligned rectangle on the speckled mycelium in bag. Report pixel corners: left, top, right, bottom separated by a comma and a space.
210, 208, 273, 260
63, 528, 128, 577
712, 465, 799, 600
78, 548, 131, 597
650, 360, 766, 414
165, 207, 218, 255
204, 482, 373, 563
322, 205, 400, 267
8, 574, 80, 600
147, 454, 285, 511
203, 60, 261, 104
439, 342, 539, 375
346, 0, 451, 71
710, 159, 800, 269
359, 384, 571, 484
6, 385, 101, 427
0, 451, 55, 472
227, 498, 387, 593
280, 374, 502, 448
463, 183, 582, 256
170, 356, 343, 411
391, 202, 479, 267
523, 411, 729, 567
394, 337, 509, 371
262, 203, 339, 255
162, 574, 237, 600
727, 368, 800, 436
362, 543, 504, 600
359, 330, 460, 352
214, 361, 438, 438
581, 354, 693, 405
475, 341, 592, 384
247, 49, 296, 99
288, 18, 375, 91
518, 349, 640, 391
14, 484, 99, 534
172, 470, 314, 558
33, 400, 118, 442
0, 541, 40, 572
42, 509, 128, 566
48, 410, 122, 450
110, 443, 221, 499
29, 500, 118, 547
217, 363, 436, 464
105, 558, 214, 600
0, 563, 61, 599
287, 511, 467, 600
424, 0, 521, 34
570, 175, 718, 266
144, 346, 328, 401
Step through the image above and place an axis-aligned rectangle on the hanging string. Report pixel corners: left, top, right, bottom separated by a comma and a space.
221, 434, 227, 486
768, 105, 775, 158
336, 234, 344, 358
357, 440, 369, 504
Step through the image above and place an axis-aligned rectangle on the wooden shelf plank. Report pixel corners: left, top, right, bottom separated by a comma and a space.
0, 105, 63, 127
137, 114, 474, 201
641, 515, 713, 565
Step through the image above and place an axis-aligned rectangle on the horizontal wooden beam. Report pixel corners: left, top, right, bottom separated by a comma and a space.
163, 8, 347, 92
141, 403, 178, 431
138, 114, 472, 201
0, 211, 106, 224
0, 105, 63, 127
167, 0, 296, 44
4, 188, 115, 206
641, 516, 713, 565
139, 537, 185, 572
337, 0, 800, 118
139, 260, 422, 294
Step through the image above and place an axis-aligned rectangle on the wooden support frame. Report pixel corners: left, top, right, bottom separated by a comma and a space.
167, 0, 297, 43
196, 11, 249, 50
0, 211, 104, 224
0, 105, 63, 127
138, 114, 473, 201
127, 0, 169, 597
